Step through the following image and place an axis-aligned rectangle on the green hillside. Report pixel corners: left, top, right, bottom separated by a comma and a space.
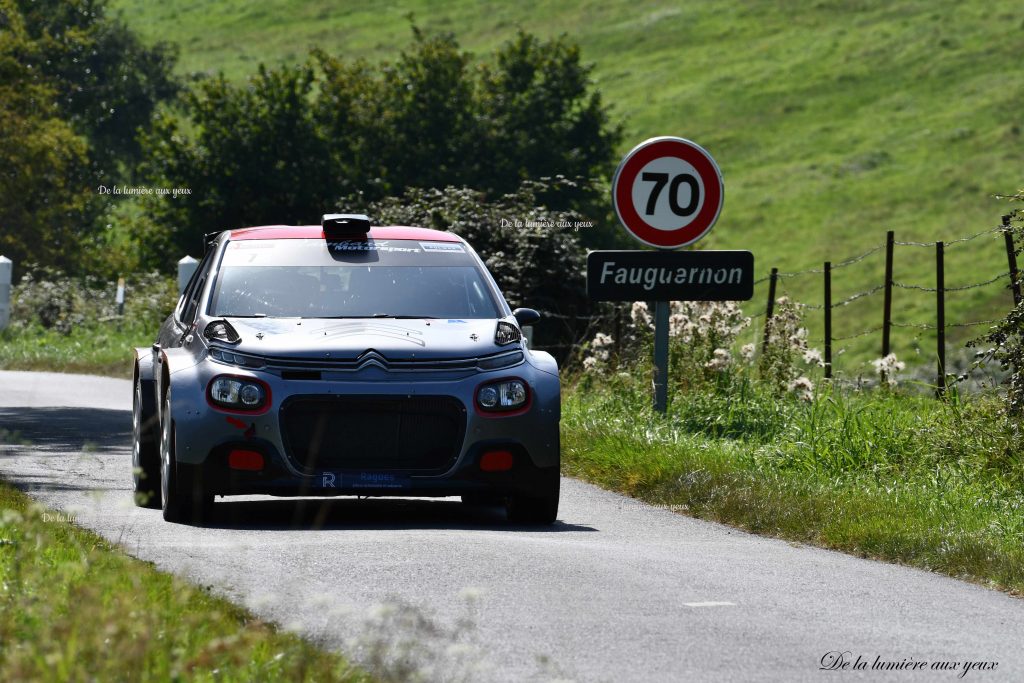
111, 0, 1024, 371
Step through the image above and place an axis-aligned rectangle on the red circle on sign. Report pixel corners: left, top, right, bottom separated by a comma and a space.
612, 137, 724, 249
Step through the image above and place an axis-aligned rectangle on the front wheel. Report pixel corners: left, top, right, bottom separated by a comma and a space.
506, 468, 560, 525
132, 376, 161, 509
160, 389, 213, 524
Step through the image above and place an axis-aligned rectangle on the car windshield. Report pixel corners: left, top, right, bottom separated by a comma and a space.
209, 237, 501, 319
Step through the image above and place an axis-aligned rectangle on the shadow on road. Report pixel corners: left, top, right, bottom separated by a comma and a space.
0, 406, 596, 533
0, 406, 131, 494
0, 406, 129, 453
205, 497, 597, 533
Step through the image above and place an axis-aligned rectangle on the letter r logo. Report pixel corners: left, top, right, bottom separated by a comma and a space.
322, 472, 336, 488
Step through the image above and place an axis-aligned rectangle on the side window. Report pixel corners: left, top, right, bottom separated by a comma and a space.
180, 252, 215, 325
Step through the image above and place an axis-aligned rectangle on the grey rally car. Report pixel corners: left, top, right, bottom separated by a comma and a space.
131, 214, 560, 525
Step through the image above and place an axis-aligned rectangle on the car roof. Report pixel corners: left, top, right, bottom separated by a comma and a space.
228, 225, 463, 242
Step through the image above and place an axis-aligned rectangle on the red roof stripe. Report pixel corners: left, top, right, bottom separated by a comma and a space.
228, 225, 462, 242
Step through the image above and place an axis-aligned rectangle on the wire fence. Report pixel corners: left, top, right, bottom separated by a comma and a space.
753, 217, 1022, 394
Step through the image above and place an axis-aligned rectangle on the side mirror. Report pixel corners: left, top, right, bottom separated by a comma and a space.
512, 307, 540, 327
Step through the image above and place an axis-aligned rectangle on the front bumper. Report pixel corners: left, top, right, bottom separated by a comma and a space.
166, 356, 560, 498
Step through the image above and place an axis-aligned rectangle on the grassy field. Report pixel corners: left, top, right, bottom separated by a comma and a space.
563, 365, 1024, 594
107, 0, 1024, 366
0, 480, 370, 681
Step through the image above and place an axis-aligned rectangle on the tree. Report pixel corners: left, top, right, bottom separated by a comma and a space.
14, 0, 179, 174
0, 0, 95, 270
138, 27, 622, 266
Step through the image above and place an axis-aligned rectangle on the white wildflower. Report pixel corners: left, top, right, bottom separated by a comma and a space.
740, 343, 756, 362
705, 348, 732, 372
802, 348, 824, 367
630, 301, 652, 329
582, 356, 599, 372
787, 376, 815, 401
871, 353, 905, 387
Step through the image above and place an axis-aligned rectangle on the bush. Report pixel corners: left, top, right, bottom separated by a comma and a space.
366, 181, 591, 356
974, 202, 1024, 417
137, 27, 621, 268
10, 268, 176, 335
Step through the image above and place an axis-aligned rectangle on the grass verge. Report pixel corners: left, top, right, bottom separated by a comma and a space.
0, 323, 144, 378
563, 373, 1024, 594
0, 480, 371, 681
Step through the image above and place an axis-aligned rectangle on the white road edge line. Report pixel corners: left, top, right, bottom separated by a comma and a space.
684, 601, 736, 608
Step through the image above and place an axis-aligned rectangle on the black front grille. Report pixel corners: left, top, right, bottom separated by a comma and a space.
280, 395, 466, 473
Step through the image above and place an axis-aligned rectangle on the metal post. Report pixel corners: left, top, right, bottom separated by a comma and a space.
1003, 215, 1022, 307
824, 261, 832, 379
761, 267, 779, 353
0, 255, 11, 332
936, 241, 946, 397
881, 230, 895, 383
653, 300, 670, 414
178, 255, 199, 294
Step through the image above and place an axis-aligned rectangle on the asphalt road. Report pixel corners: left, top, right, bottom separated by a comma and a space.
1, 369, 1023, 682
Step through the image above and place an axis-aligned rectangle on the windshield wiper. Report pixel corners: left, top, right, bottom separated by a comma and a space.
222, 313, 267, 318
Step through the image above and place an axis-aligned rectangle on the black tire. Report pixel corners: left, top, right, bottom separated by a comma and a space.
506, 468, 560, 525
132, 374, 162, 509
461, 493, 505, 507
160, 389, 213, 524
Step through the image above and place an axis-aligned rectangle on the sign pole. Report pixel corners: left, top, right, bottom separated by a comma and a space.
653, 300, 670, 413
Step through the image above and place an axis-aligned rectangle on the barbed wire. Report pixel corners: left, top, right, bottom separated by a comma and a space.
891, 271, 1009, 293
947, 318, 1002, 328
890, 320, 937, 330
827, 316, 1000, 342
831, 325, 884, 341
830, 284, 885, 307
894, 226, 1005, 248
753, 243, 886, 284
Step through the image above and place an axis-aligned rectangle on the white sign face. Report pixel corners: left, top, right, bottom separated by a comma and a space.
629, 156, 706, 232
612, 136, 724, 250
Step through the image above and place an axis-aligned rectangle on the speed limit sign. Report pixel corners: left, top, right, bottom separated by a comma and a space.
612, 136, 724, 249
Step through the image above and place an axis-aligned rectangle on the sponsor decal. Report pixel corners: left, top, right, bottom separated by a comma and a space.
321, 472, 336, 488
419, 241, 465, 253
329, 240, 421, 253
350, 472, 411, 489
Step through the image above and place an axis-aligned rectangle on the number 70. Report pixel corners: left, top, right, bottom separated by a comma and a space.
640, 172, 700, 217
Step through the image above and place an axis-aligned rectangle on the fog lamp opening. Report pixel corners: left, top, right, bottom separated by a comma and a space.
480, 449, 514, 472
228, 449, 264, 471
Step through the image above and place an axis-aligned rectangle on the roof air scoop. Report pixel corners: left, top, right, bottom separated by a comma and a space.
322, 213, 371, 237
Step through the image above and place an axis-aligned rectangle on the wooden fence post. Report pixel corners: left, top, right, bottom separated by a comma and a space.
1004, 215, 1022, 307
824, 261, 832, 379
936, 241, 946, 397
880, 230, 895, 382
762, 267, 779, 353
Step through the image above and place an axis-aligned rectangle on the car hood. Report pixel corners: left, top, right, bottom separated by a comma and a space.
221, 317, 508, 360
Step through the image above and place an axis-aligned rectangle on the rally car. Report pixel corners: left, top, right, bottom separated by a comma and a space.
131, 214, 560, 525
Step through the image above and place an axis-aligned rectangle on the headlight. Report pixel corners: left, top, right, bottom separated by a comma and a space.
209, 347, 265, 369
207, 375, 270, 413
475, 378, 529, 413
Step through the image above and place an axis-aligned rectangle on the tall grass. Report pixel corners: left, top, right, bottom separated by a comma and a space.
563, 369, 1024, 593
0, 481, 371, 681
